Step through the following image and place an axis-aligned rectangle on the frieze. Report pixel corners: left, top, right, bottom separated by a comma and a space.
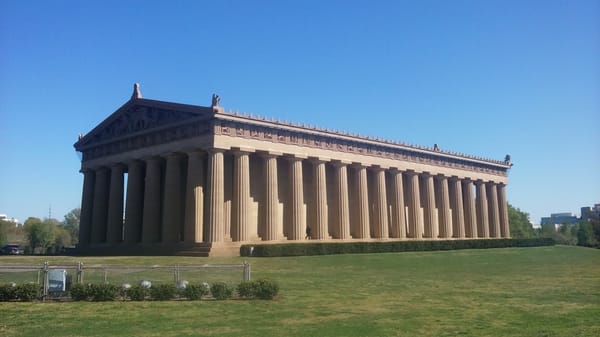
215, 119, 507, 177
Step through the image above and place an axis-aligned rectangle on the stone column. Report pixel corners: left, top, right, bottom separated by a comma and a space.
373, 167, 389, 239
142, 157, 162, 243
475, 180, 490, 238
91, 167, 110, 244
421, 173, 437, 239
449, 177, 465, 238
498, 183, 510, 238
390, 169, 406, 239
289, 157, 305, 240
184, 151, 205, 243
487, 183, 501, 238
263, 153, 283, 241
462, 179, 478, 238
406, 171, 423, 239
354, 165, 370, 239
162, 154, 183, 243
333, 162, 351, 240
312, 159, 329, 240
232, 150, 251, 242
79, 169, 95, 247
207, 149, 225, 243
435, 175, 453, 239
124, 160, 144, 244
106, 164, 125, 244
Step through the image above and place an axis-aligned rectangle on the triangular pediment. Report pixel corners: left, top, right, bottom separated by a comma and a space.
75, 98, 214, 150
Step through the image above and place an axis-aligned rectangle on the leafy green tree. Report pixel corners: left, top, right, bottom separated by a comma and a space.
577, 222, 598, 247
0, 220, 9, 245
508, 204, 537, 238
63, 208, 80, 244
23, 218, 55, 254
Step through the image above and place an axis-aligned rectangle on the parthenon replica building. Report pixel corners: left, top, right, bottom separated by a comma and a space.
74, 84, 512, 256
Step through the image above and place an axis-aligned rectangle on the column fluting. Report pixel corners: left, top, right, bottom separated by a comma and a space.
79, 169, 95, 247
475, 180, 490, 238
449, 177, 465, 238
462, 179, 478, 238
184, 151, 205, 243
373, 167, 389, 239
207, 149, 225, 243
406, 171, 423, 239
124, 160, 144, 244
289, 157, 305, 240
142, 157, 162, 243
487, 183, 501, 238
313, 159, 329, 240
498, 183, 510, 238
162, 154, 183, 243
91, 167, 110, 244
436, 175, 453, 239
106, 164, 125, 244
232, 150, 251, 242
333, 162, 351, 240
263, 153, 282, 241
355, 165, 370, 239
421, 173, 437, 239
390, 169, 407, 239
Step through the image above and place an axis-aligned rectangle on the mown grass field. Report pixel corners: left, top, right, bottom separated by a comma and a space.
0, 245, 599, 337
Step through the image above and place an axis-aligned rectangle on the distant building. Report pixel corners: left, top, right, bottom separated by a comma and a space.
0, 214, 19, 224
540, 213, 578, 226
540, 203, 600, 228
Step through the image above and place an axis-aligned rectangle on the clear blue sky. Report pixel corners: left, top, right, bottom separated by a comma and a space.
1, 0, 598, 225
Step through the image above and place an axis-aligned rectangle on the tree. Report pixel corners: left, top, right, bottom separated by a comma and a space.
0, 220, 9, 245
508, 204, 537, 238
63, 208, 80, 244
577, 222, 598, 248
23, 217, 55, 254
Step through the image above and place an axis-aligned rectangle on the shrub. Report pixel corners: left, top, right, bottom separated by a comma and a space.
237, 281, 257, 299
253, 279, 279, 300
0, 283, 18, 301
70, 283, 91, 301
183, 283, 208, 300
240, 238, 555, 257
127, 285, 149, 301
150, 284, 177, 301
210, 282, 233, 300
237, 279, 279, 300
15, 283, 40, 301
89, 283, 119, 302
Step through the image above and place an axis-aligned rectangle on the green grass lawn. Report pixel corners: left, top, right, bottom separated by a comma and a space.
0, 245, 599, 337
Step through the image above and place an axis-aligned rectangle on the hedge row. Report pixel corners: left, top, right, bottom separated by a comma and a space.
240, 238, 555, 257
69, 279, 279, 301
0, 283, 40, 301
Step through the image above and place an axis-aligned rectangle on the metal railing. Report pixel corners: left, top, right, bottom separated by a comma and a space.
0, 261, 251, 300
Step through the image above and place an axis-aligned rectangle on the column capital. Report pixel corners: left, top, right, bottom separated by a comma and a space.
143, 156, 163, 164
164, 152, 185, 159
231, 147, 255, 155
260, 150, 282, 159
206, 148, 226, 155
186, 150, 206, 159
404, 169, 418, 176
331, 160, 351, 167
285, 153, 308, 160
309, 156, 330, 163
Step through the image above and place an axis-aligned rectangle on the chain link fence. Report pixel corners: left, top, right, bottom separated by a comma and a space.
0, 261, 250, 300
